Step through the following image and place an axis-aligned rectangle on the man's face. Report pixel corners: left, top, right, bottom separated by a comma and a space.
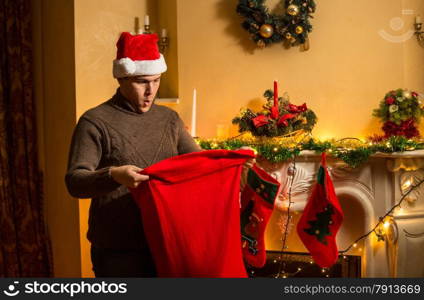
118, 74, 161, 113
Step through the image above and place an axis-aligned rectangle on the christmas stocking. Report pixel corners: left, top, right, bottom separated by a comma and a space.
240, 164, 280, 268
296, 152, 344, 268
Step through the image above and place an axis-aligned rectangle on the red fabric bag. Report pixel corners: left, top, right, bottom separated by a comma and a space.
131, 149, 255, 277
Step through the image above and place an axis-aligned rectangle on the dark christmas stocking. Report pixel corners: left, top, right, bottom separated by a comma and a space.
240, 165, 280, 268
296, 152, 344, 268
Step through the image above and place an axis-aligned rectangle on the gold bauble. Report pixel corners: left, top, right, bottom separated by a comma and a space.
295, 26, 304, 34
259, 24, 274, 38
287, 4, 300, 16
285, 32, 292, 40
261, 109, 270, 115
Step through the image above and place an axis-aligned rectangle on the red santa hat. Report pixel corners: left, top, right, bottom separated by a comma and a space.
113, 32, 167, 78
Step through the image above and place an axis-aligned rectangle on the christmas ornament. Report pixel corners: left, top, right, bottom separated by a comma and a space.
287, 165, 296, 177
259, 24, 274, 38
296, 153, 344, 268
295, 25, 304, 34
373, 88, 424, 138
232, 81, 317, 137
287, 4, 300, 16
285, 32, 293, 40
236, 0, 316, 49
402, 90, 412, 99
240, 165, 280, 268
257, 39, 266, 48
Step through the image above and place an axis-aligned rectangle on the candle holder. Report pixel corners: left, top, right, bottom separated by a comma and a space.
414, 21, 424, 47
143, 24, 151, 34
159, 36, 169, 53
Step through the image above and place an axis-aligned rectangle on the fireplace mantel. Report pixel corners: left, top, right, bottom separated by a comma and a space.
258, 151, 424, 278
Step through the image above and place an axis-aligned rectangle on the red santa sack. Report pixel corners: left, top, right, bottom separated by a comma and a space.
130, 149, 256, 278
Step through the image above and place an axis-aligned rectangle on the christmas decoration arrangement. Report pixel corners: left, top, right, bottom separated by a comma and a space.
236, 0, 316, 49
373, 88, 424, 138
232, 81, 317, 137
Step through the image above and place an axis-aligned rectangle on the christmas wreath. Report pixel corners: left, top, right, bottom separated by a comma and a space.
236, 0, 316, 49
373, 89, 424, 138
232, 82, 317, 137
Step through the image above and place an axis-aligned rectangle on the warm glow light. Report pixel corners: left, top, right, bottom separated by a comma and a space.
353, 243, 358, 248
273, 147, 278, 152
402, 179, 412, 190
383, 221, 390, 229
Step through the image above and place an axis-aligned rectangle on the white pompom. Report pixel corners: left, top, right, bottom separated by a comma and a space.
116, 58, 136, 76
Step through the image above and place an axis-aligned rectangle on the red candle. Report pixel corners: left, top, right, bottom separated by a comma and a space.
274, 80, 278, 107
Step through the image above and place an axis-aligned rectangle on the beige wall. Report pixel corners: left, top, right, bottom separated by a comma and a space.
33, 0, 81, 277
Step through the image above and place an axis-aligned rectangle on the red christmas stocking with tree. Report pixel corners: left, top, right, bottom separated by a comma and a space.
240, 164, 280, 268
296, 152, 344, 268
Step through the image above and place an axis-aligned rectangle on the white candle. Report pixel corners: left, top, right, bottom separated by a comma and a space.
191, 89, 197, 137
144, 15, 150, 26
416, 15, 422, 24
161, 28, 167, 38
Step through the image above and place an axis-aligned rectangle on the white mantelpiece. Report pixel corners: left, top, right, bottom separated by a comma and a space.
259, 151, 424, 278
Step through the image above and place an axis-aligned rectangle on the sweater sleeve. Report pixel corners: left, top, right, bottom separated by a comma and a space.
175, 114, 202, 155
65, 117, 121, 199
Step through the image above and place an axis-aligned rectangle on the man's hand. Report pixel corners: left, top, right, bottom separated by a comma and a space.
239, 146, 256, 169
239, 146, 256, 190
110, 165, 149, 188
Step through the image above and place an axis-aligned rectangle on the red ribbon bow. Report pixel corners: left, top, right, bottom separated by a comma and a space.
277, 113, 297, 127
252, 115, 269, 128
288, 103, 308, 114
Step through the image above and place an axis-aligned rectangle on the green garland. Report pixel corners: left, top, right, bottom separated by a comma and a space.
198, 136, 424, 168
236, 0, 316, 48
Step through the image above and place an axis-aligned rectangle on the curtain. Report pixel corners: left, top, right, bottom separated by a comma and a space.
0, 0, 52, 277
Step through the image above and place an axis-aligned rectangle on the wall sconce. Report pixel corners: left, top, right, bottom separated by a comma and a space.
159, 29, 169, 53
144, 15, 151, 34
414, 15, 424, 47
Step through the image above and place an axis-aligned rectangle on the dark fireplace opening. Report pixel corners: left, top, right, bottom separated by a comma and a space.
247, 251, 361, 278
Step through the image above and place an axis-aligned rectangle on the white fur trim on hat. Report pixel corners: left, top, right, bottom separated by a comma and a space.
113, 54, 167, 78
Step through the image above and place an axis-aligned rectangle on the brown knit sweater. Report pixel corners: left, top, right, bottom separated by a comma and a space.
65, 89, 200, 250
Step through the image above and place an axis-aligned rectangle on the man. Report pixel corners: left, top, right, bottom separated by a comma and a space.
65, 32, 253, 277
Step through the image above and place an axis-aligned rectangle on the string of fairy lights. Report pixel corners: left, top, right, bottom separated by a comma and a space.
198, 133, 424, 277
